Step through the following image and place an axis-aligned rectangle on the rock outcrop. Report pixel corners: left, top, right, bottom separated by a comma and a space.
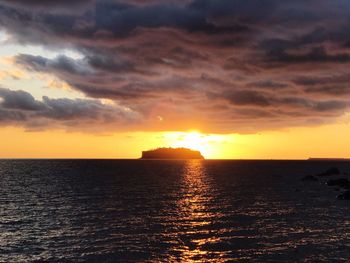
141, 147, 204, 160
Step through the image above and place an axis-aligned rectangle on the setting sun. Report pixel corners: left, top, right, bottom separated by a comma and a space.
164, 131, 228, 158
2, 1, 350, 261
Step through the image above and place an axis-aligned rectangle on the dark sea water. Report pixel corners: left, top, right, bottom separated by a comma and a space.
0, 160, 350, 262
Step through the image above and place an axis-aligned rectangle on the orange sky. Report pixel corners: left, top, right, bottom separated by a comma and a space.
2, 1, 350, 159
1, 117, 350, 159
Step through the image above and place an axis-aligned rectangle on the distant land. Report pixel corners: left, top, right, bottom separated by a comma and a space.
141, 147, 204, 160
308, 158, 350, 161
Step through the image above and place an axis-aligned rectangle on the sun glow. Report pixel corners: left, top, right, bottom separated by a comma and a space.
164, 131, 227, 158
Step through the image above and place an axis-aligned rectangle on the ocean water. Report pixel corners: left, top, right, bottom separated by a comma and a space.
0, 160, 349, 262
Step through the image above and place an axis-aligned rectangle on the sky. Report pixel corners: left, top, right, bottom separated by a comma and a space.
1, 0, 350, 159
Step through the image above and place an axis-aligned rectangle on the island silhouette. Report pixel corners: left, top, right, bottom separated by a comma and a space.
141, 147, 204, 159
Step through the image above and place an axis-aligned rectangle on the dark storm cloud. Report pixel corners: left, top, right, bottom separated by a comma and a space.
16, 54, 93, 76
211, 90, 349, 113
2, 0, 89, 5
224, 90, 271, 107
0, 88, 45, 111
0, 0, 251, 45
1, 0, 350, 132
15, 54, 201, 101
304, 86, 350, 95
247, 80, 288, 90
267, 47, 350, 64
293, 74, 350, 86
0, 0, 94, 14
292, 74, 350, 95
93, 1, 236, 36
0, 88, 140, 130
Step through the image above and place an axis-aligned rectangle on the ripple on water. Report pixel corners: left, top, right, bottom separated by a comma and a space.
0, 159, 350, 262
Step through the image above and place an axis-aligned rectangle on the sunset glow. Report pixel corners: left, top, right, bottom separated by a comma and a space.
164, 131, 228, 158
2, 2, 350, 262
1, 1, 350, 159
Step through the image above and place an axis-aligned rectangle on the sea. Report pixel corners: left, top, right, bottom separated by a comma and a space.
0, 159, 349, 262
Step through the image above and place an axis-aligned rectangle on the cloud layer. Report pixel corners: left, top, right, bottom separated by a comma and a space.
1, 0, 350, 132
0, 88, 140, 131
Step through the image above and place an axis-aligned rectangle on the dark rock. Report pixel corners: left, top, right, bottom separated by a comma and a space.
301, 175, 318, 182
337, 190, 350, 200
316, 167, 341, 177
141, 147, 204, 159
326, 178, 350, 189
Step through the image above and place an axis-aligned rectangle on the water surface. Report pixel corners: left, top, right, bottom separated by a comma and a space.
0, 160, 349, 262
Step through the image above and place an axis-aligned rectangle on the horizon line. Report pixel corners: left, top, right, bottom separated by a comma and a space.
1, 157, 350, 161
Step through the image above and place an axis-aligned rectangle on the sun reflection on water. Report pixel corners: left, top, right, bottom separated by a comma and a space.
173, 160, 228, 262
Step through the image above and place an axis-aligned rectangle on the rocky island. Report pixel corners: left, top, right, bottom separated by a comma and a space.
141, 147, 204, 160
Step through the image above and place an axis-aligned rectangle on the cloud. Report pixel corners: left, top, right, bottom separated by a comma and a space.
223, 90, 271, 107
1, 0, 350, 133
0, 0, 94, 14
0, 88, 45, 111
0, 88, 140, 131
16, 54, 93, 75
267, 46, 350, 64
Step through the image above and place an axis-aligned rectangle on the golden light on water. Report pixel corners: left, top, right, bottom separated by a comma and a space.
175, 160, 227, 262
